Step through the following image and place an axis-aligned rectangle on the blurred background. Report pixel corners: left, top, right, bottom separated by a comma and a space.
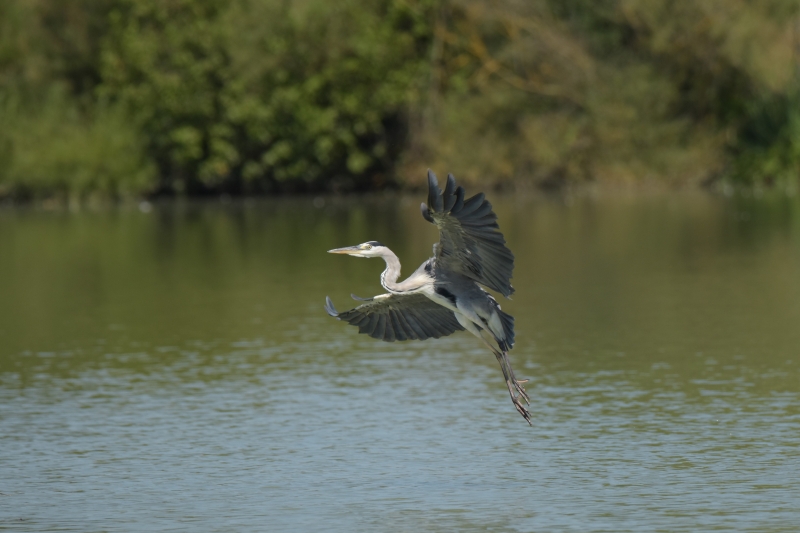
2, 2, 800, 532
2, 0, 800, 200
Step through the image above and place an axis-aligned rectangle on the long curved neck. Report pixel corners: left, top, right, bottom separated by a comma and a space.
379, 249, 404, 292
379, 248, 432, 294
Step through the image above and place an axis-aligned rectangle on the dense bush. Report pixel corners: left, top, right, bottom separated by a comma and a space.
97, 0, 433, 194
1, 0, 799, 199
412, 0, 800, 188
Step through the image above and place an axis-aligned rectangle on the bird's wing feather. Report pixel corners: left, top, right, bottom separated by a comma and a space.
421, 170, 515, 297
325, 293, 464, 342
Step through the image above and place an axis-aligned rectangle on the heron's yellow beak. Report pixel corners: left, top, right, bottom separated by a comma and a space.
327, 246, 361, 254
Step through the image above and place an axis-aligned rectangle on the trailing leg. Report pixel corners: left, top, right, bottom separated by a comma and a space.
489, 343, 532, 426
456, 311, 532, 425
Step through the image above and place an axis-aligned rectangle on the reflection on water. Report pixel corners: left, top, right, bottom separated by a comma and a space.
1, 192, 799, 531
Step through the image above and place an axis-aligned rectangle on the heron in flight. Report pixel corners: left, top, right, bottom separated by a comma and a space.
325, 170, 531, 424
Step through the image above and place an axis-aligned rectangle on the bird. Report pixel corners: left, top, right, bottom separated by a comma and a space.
324, 170, 531, 424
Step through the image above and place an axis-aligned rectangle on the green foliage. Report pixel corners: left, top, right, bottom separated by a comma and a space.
1, 0, 800, 199
0, 88, 155, 200
618, 0, 800, 186
0, 0, 432, 198
729, 92, 800, 185
98, 0, 432, 193
403, 0, 800, 188
98, 0, 234, 192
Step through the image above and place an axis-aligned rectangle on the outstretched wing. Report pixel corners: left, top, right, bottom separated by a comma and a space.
420, 170, 515, 297
324, 293, 464, 342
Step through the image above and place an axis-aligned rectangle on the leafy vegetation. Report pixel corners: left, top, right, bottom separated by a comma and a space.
1, 0, 799, 199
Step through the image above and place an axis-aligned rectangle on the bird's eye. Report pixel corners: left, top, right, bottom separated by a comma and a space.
364, 244, 372, 249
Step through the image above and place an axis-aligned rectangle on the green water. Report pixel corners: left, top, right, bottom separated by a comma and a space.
1, 192, 799, 531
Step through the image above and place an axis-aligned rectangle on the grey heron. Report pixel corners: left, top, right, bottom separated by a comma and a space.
325, 170, 531, 424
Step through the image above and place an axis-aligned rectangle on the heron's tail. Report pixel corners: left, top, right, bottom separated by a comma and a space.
497, 309, 515, 351
484, 292, 515, 351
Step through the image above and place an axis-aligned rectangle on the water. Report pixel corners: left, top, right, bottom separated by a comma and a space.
1, 192, 799, 531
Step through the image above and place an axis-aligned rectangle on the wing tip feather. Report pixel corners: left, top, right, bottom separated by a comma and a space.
324, 296, 339, 318
427, 168, 438, 186
421, 202, 434, 223
427, 169, 445, 212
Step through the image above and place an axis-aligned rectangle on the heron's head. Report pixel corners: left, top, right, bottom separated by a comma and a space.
327, 241, 387, 258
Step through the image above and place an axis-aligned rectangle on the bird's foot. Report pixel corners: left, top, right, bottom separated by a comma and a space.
511, 391, 533, 426
496, 350, 531, 406
514, 379, 530, 405
505, 380, 532, 425
494, 349, 532, 423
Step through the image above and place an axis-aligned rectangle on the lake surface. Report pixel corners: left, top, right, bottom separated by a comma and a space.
1, 191, 799, 532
